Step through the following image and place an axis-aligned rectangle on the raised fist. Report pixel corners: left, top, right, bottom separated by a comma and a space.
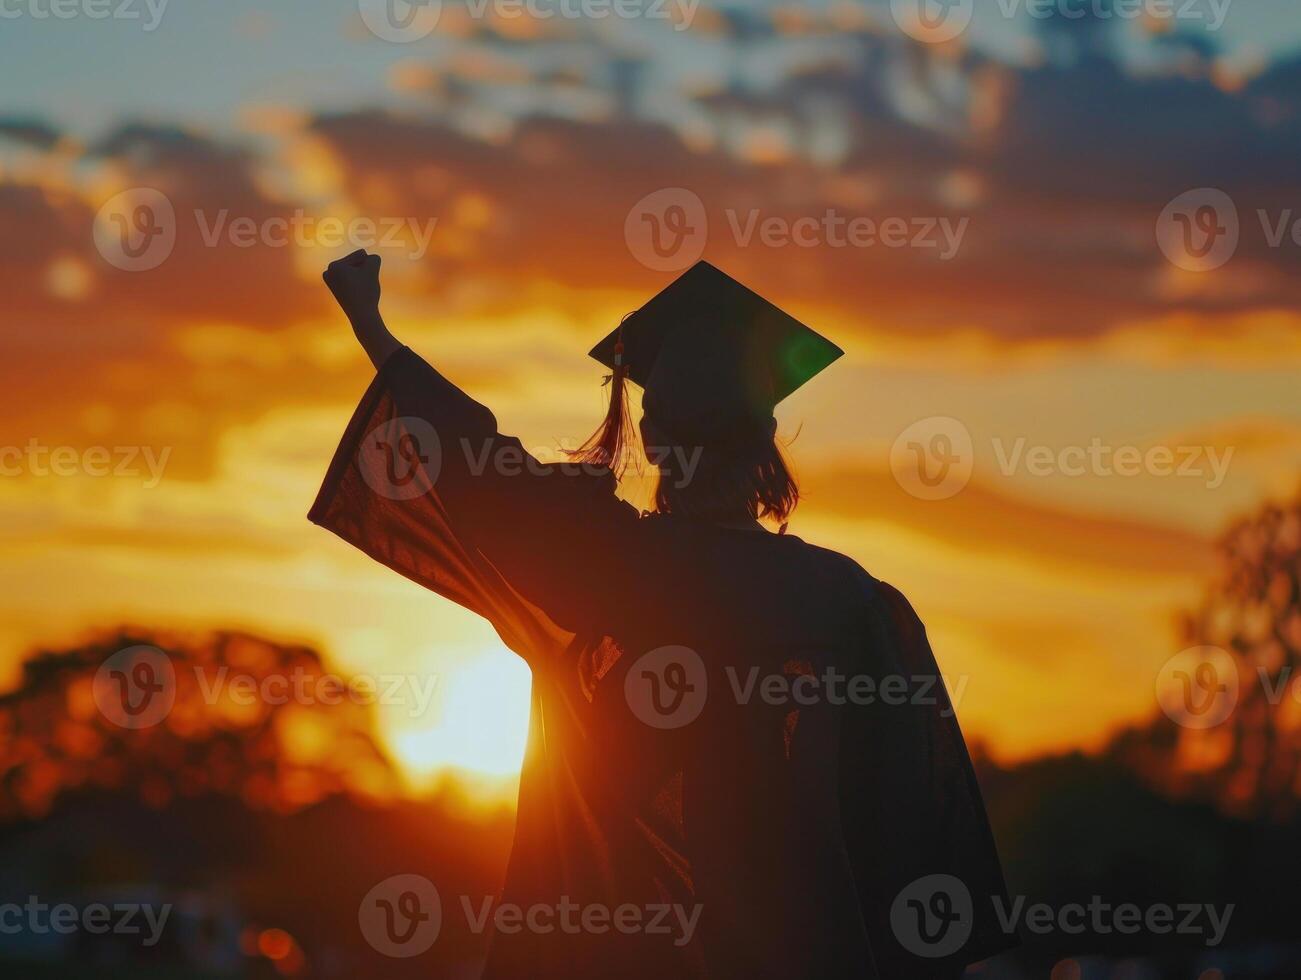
323, 249, 381, 325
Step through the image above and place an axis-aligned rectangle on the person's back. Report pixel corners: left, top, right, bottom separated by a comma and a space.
623, 518, 875, 978
313, 252, 1016, 978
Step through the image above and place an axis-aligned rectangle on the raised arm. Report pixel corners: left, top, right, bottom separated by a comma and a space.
322, 249, 402, 370
312, 249, 640, 639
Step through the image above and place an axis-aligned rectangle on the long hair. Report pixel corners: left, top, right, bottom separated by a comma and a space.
566, 315, 638, 478
571, 403, 800, 522
650, 428, 799, 524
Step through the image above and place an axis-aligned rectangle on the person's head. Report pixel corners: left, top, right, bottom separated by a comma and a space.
638, 411, 798, 523
569, 262, 841, 525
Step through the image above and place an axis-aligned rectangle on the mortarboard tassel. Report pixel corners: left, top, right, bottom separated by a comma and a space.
568, 314, 636, 478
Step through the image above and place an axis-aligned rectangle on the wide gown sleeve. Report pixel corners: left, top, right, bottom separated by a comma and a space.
308, 346, 640, 663
310, 349, 702, 980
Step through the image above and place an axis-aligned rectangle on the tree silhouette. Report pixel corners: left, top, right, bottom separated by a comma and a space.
0, 628, 401, 824
1178, 490, 1301, 819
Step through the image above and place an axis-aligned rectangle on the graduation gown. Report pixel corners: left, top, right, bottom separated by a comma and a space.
309, 347, 1016, 979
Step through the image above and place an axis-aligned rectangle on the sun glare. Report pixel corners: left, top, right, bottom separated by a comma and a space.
391, 648, 533, 785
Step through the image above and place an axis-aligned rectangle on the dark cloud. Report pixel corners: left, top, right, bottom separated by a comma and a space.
4, 25, 1300, 464
1, 123, 336, 476
85, 123, 326, 328
0, 117, 61, 149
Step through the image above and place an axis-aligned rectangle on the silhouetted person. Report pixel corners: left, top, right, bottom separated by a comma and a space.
313, 253, 1014, 978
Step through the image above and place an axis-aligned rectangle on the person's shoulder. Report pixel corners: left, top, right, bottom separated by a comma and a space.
794, 538, 877, 586
534, 462, 624, 500
792, 540, 926, 622
529, 462, 641, 526
781, 539, 884, 615
534, 461, 619, 490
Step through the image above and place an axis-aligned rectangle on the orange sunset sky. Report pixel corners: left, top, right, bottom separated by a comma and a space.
3, 0, 1301, 792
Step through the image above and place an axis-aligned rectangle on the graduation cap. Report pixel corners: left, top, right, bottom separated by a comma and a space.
573, 261, 843, 473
